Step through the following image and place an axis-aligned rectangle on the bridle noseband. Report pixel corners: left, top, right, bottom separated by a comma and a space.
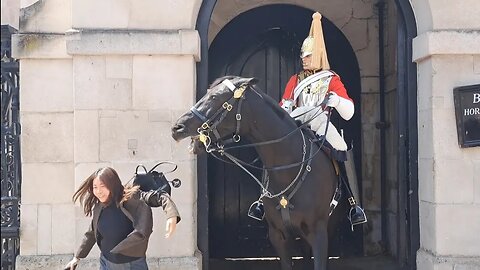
190, 79, 248, 152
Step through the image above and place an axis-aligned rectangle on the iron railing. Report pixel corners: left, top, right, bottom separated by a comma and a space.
1, 24, 21, 270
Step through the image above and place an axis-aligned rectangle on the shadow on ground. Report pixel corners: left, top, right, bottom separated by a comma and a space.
210, 255, 405, 270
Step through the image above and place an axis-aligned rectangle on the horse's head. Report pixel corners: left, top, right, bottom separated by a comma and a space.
172, 76, 257, 154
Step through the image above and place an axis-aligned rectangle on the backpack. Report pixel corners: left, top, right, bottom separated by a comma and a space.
132, 162, 181, 207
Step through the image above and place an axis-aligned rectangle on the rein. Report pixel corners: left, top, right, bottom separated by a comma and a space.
223, 131, 308, 200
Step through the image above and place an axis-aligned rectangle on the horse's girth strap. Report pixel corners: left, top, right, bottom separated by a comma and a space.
280, 204, 295, 237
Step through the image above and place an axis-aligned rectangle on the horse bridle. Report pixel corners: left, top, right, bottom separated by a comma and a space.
190, 79, 248, 152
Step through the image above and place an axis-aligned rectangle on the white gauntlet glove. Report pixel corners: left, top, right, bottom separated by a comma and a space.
323, 92, 354, 120
281, 99, 295, 113
324, 92, 340, 108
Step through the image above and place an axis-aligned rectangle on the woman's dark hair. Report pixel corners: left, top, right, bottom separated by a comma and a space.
73, 167, 138, 216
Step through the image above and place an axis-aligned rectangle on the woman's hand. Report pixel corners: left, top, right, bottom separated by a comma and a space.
64, 257, 79, 270
165, 216, 178, 238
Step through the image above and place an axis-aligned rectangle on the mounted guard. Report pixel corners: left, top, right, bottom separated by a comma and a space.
280, 12, 367, 228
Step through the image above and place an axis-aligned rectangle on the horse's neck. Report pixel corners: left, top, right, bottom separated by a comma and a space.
243, 101, 305, 179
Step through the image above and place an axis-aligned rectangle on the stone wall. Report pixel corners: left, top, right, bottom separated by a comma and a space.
412, 0, 480, 268
1, 0, 19, 29
12, 0, 203, 269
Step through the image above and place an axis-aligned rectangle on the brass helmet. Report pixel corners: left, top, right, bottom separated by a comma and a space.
301, 36, 314, 58
300, 12, 330, 70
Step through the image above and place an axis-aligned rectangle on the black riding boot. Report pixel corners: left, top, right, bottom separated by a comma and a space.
339, 155, 367, 230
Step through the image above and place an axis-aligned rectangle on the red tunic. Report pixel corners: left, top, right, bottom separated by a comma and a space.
280, 72, 352, 106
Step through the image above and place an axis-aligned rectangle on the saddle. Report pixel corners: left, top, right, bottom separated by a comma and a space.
299, 125, 347, 162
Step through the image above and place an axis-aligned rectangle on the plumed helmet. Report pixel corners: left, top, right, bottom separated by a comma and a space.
300, 12, 330, 70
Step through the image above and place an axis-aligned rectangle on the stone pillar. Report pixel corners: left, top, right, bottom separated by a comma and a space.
13, 0, 203, 269
1, 0, 19, 29
412, 1, 480, 268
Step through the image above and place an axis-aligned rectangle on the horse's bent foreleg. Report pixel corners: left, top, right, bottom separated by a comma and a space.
306, 223, 329, 270
268, 228, 293, 270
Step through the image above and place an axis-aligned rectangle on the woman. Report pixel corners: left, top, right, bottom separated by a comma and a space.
64, 167, 180, 270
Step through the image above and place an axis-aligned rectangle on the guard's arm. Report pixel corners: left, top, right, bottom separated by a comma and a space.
280, 75, 298, 107
327, 76, 354, 120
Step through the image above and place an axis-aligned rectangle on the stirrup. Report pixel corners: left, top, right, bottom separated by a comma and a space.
348, 205, 367, 231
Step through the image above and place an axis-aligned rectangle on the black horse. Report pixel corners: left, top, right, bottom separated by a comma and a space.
172, 76, 344, 270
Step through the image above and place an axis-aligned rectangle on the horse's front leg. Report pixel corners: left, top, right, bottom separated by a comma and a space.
306, 222, 329, 270
269, 227, 293, 270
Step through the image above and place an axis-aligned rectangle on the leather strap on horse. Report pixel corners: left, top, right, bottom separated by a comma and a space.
276, 139, 315, 234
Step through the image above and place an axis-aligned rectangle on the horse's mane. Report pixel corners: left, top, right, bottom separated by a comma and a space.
209, 75, 239, 88
210, 75, 294, 122
256, 89, 292, 121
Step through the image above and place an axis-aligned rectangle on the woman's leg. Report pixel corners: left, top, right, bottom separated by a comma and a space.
99, 255, 146, 270
129, 257, 148, 270
99, 255, 109, 270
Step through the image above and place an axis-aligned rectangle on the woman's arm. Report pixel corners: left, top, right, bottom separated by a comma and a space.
74, 220, 96, 259
158, 193, 181, 224
66, 219, 95, 268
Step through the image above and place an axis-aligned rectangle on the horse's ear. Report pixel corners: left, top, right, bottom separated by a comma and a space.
232, 77, 258, 87
242, 77, 258, 85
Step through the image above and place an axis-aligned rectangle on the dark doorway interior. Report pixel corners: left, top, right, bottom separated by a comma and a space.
207, 3, 362, 265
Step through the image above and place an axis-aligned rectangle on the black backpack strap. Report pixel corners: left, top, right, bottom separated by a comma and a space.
149, 161, 177, 174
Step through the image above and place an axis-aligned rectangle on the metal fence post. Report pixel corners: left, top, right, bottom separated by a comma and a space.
1, 24, 21, 270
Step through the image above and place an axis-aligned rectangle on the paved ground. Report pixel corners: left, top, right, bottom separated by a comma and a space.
329, 255, 405, 270
210, 255, 405, 270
